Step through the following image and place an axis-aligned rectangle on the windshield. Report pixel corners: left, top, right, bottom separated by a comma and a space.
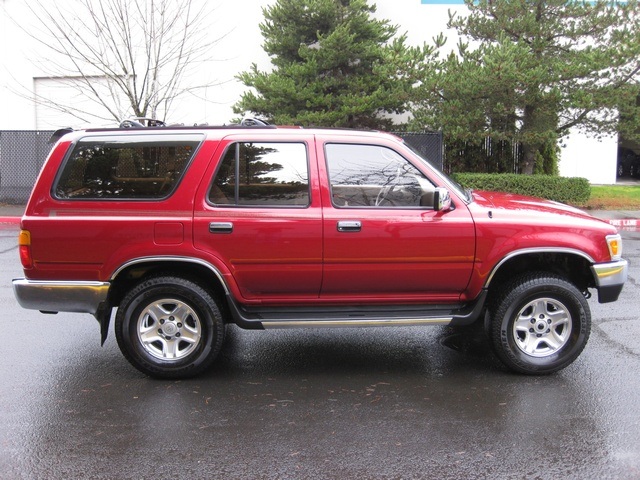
402, 140, 473, 203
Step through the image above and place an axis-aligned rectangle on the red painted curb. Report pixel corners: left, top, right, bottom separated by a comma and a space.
608, 219, 640, 227
0, 217, 20, 225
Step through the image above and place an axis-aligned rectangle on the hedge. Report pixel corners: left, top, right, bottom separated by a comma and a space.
451, 173, 590, 205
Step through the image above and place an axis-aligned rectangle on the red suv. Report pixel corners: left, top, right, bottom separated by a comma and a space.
13, 124, 628, 378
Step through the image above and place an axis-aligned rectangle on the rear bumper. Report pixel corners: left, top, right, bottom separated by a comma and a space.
591, 259, 628, 303
12, 279, 110, 315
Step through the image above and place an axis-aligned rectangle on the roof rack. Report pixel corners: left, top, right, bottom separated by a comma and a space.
117, 117, 272, 129
48, 127, 74, 144
119, 117, 166, 128
48, 118, 280, 142
239, 118, 270, 127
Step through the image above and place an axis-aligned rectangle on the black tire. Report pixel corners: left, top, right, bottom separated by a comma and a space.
115, 276, 225, 379
488, 273, 591, 375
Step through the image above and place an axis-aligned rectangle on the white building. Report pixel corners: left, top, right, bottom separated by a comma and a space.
0, 0, 622, 184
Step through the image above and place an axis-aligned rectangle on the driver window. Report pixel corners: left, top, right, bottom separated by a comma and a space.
325, 143, 435, 208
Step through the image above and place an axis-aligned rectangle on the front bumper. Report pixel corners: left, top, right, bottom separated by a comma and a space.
591, 259, 628, 303
12, 279, 110, 315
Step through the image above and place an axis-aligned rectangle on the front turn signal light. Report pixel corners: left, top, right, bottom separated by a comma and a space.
18, 230, 33, 269
606, 234, 622, 261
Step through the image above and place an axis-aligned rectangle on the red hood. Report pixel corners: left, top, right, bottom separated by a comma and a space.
471, 190, 604, 223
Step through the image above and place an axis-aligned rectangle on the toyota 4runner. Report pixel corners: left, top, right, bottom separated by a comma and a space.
13, 123, 628, 378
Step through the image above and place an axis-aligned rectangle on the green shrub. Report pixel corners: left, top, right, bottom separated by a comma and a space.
451, 173, 590, 205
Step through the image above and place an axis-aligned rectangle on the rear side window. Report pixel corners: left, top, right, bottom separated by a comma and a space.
209, 142, 309, 207
54, 134, 203, 199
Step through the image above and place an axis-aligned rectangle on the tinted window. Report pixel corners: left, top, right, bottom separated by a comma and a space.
210, 142, 309, 207
55, 134, 202, 199
325, 144, 435, 208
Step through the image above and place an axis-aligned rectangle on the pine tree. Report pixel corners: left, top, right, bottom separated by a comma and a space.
412, 0, 640, 174
234, 0, 428, 130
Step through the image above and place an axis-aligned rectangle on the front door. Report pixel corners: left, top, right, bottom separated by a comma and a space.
319, 140, 475, 303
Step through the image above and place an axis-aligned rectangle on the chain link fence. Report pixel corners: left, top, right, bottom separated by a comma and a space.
397, 132, 443, 171
0, 131, 54, 204
0, 130, 443, 205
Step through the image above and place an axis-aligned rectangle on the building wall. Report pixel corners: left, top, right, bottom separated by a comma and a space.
559, 131, 619, 185
0, 0, 620, 183
0, 0, 37, 129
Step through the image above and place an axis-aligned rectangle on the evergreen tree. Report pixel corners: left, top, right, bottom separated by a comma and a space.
412, 0, 640, 174
234, 0, 428, 129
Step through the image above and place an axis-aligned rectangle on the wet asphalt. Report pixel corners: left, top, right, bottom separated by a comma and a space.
0, 222, 639, 480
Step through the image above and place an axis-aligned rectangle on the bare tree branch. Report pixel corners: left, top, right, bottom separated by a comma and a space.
12, 0, 228, 125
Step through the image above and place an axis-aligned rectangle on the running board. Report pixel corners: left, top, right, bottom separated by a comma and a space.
262, 316, 452, 329
226, 290, 487, 330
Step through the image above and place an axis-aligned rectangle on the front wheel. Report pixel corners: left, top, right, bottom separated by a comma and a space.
115, 276, 225, 379
488, 273, 591, 375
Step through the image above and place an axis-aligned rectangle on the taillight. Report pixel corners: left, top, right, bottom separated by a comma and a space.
18, 230, 33, 269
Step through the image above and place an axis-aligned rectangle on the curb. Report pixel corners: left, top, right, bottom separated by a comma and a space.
607, 219, 640, 228
0, 217, 21, 225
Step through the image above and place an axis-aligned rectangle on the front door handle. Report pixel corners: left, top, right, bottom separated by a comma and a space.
337, 220, 362, 232
209, 222, 233, 234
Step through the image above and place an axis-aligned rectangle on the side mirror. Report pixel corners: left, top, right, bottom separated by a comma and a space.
433, 187, 452, 212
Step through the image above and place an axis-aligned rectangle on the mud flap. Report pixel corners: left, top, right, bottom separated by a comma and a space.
95, 303, 113, 346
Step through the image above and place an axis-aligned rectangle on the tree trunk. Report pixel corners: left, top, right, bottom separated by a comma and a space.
521, 103, 550, 175
521, 143, 537, 175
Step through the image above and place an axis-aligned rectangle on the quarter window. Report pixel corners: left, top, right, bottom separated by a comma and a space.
54, 134, 202, 199
325, 144, 435, 208
210, 142, 309, 207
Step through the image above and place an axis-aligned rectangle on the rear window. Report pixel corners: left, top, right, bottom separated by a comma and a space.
54, 134, 203, 199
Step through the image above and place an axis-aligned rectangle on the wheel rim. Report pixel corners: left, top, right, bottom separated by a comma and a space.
136, 298, 202, 361
512, 297, 572, 358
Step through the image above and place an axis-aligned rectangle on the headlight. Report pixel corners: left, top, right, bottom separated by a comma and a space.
606, 234, 622, 261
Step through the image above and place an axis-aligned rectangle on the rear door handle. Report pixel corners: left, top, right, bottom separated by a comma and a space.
337, 220, 361, 232
209, 222, 233, 234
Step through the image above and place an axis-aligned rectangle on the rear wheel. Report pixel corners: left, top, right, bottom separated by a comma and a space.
115, 276, 225, 378
488, 273, 591, 374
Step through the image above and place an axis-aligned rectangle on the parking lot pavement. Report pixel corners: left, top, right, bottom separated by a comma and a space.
1, 222, 639, 479
589, 209, 640, 229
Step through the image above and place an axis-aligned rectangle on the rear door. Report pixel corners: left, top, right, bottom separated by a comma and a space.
318, 138, 476, 303
193, 134, 323, 302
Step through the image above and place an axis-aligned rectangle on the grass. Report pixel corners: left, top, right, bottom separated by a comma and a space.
583, 185, 640, 210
